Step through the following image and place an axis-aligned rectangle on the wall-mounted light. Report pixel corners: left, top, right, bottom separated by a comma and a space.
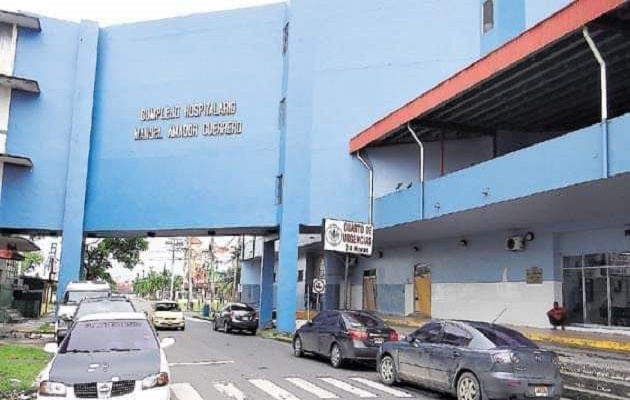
482, 187, 490, 196
458, 239, 469, 247
434, 202, 441, 210
412, 245, 421, 252
524, 232, 535, 242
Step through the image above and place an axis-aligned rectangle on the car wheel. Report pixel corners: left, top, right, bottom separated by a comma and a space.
249, 329, 257, 336
457, 372, 481, 400
180, 325, 185, 331
224, 320, 231, 333
293, 336, 304, 357
330, 343, 344, 368
379, 355, 397, 386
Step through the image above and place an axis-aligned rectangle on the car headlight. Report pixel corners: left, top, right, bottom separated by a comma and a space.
141, 372, 170, 390
38, 381, 67, 396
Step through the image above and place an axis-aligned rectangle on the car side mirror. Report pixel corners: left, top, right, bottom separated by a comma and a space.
160, 337, 175, 349
44, 343, 58, 354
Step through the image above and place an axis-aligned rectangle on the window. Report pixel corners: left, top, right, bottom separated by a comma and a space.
278, 98, 286, 130
154, 302, 181, 312
61, 319, 158, 353
312, 311, 328, 326
412, 322, 442, 343
342, 311, 384, 329
482, 0, 494, 33
275, 174, 283, 205
322, 312, 340, 327
283, 23, 289, 54
474, 324, 537, 348
297, 270, 304, 282
441, 323, 472, 347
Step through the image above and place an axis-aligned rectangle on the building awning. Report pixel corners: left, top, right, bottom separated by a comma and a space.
349, 0, 630, 152
0, 236, 39, 252
0, 73, 40, 94
0, 10, 41, 31
0, 153, 33, 168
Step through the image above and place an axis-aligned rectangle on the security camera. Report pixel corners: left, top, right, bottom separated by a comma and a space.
506, 236, 525, 251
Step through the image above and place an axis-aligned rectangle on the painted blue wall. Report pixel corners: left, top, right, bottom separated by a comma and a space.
525, 0, 572, 29
1, 18, 82, 230
480, 0, 525, 55
84, 4, 286, 232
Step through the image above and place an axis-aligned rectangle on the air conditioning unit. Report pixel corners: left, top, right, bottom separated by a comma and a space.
506, 236, 525, 251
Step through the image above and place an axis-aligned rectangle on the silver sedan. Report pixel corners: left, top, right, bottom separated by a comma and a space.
377, 320, 563, 400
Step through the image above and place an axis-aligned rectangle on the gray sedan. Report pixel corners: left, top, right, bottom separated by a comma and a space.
377, 320, 563, 400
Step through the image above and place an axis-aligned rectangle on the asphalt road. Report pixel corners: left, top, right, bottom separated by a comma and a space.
162, 316, 450, 400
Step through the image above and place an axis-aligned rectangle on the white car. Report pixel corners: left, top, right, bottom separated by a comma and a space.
39, 312, 174, 400
56, 280, 112, 344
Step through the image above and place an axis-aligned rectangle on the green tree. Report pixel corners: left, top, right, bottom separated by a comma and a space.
133, 270, 182, 299
22, 251, 44, 271
84, 238, 149, 284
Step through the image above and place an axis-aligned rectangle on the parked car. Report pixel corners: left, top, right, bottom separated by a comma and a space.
293, 310, 398, 368
55, 280, 111, 344
38, 312, 174, 400
73, 296, 136, 321
149, 301, 185, 330
377, 320, 563, 400
212, 302, 258, 335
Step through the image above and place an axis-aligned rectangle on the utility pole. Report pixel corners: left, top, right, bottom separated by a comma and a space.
45, 242, 58, 314
165, 239, 183, 300
186, 238, 193, 311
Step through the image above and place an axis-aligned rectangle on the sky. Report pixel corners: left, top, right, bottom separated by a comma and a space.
31, 236, 239, 283
3, 0, 283, 26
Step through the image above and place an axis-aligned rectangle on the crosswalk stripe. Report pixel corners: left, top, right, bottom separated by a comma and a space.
350, 378, 413, 398
249, 379, 301, 400
171, 383, 204, 400
319, 378, 377, 398
285, 378, 338, 399
214, 382, 248, 400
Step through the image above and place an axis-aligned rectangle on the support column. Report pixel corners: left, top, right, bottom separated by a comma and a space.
57, 21, 99, 298
259, 240, 275, 329
276, 224, 299, 332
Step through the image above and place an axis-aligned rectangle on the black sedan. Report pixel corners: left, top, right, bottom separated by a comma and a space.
293, 310, 398, 368
377, 320, 563, 400
212, 302, 258, 335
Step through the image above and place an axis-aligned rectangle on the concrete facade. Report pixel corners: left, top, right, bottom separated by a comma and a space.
2, 0, 629, 331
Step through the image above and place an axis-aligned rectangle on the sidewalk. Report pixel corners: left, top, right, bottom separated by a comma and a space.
379, 314, 630, 353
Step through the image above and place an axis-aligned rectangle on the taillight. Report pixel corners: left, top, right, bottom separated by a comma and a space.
252, 312, 258, 320
388, 331, 399, 341
347, 330, 368, 340
492, 352, 521, 365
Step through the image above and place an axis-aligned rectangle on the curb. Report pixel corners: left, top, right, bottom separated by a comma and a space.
383, 318, 630, 353
524, 331, 630, 353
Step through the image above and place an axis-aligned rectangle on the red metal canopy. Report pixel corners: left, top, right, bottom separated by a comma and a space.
349, 0, 627, 153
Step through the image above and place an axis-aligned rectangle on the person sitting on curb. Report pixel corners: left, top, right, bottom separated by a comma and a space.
547, 301, 567, 330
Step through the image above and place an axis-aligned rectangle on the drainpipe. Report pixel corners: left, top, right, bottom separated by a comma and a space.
407, 123, 425, 219
356, 151, 374, 225
583, 27, 609, 178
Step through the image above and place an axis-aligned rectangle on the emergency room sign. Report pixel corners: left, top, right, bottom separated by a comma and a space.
323, 218, 373, 256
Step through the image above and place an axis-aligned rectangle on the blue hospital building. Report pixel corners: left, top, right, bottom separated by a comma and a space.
0, 0, 629, 331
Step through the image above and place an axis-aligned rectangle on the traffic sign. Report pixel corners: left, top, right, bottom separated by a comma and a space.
312, 278, 326, 294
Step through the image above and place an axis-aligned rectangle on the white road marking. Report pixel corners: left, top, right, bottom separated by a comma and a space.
285, 377, 338, 399
319, 378, 377, 398
171, 383, 204, 400
169, 360, 234, 367
214, 382, 248, 400
186, 317, 212, 324
350, 377, 413, 398
249, 379, 300, 400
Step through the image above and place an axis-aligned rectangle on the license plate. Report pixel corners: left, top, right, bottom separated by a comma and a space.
373, 338, 384, 344
242, 316, 250, 321
534, 386, 549, 397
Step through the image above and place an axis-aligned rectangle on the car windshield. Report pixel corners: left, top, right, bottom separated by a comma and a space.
65, 291, 110, 304
475, 325, 538, 348
61, 319, 158, 353
155, 303, 181, 312
231, 305, 253, 312
76, 301, 134, 318
342, 312, 384, 328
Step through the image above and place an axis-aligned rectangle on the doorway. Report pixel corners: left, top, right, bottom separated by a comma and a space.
362, 269, 377, 311
563, 252, 630, 327
414, 264, 431, 316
